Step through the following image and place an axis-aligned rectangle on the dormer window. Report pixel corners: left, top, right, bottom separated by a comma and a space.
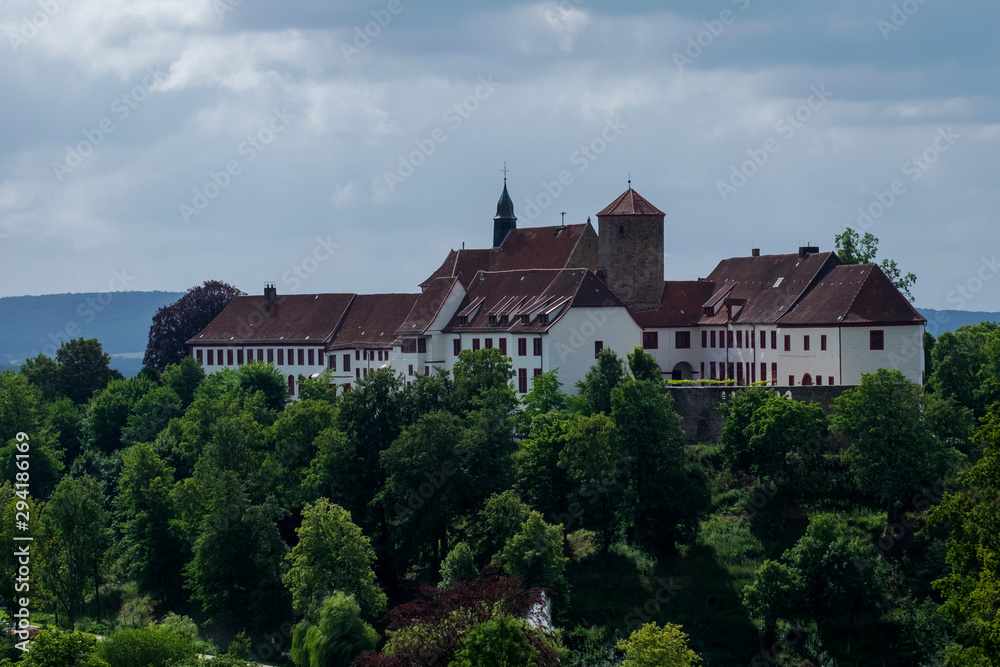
521, 314, 530, 325
538, 314, 549, 325
499, 314, 509, 326
459, 315, 469, 326
488, 315, 497, 325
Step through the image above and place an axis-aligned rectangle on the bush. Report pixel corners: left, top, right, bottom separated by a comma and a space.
96, 626, 197, 667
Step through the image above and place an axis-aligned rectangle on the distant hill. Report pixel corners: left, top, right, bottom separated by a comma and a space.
920, 309, 1000, 336
0, 291, 185, 377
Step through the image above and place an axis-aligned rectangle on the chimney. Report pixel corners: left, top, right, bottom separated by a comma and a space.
798, 245, 820, 259
264, 282, 278, 317
751, 248, 760, 257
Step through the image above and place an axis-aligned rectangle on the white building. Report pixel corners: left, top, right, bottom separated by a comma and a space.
188, 182, 925, 395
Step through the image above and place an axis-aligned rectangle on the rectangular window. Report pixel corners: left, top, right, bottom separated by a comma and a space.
363, 368, 368, 379
308, 349, 315, 366
267, 349, 274, 363
408, 364, 414, 376
226, 350, 233, 365
643, 331, 659, 349
298, 349, 305, 365
675, 331, 690, 349
418, 338, 427, 354
870, 330, 884, 350
343, 354, 351, 372
736, 330, 743, 349
356, 350, 361, 361
237, 350, 244, 365
751, 363, 756, 383
771, 331, 777, 350
329, 355, 336, 371
195, 349, 203, 363
518, 338, 527, 357
534, 368, 542, 378
702, 330, 708, 348
700, 362, 705, 378
343, 383, 351, 393
518, 368, 528, 394
728, 362, 735, 380
761, 363, 767, 383
485, 338, 493, 349
736, 363, 744, 385
803, 335, 810, 352
816, 375, 822, 385
356, 368, 360, 379
829, 376, 835, 386
783, 335, 791, 352
499, 338, 507, 355
401, 339, 417, 354
278, 349, 285, 365
205, 349, 212, 365
727, 331, 734, 348
595, 341, 604, 359
287, 348, 293, 364
473, 338, 481, 351
246, 349, 253, 362
750, 332, 755, 349
710, 361, 717, 380
788, 375, 795, 386
533, 338, 542, 357
454, 339, 461, 356
821, 335, 827, 351
711, 330, 716, 348
771, 363, 778, 385
761, 331, 767, 349
425, 366, 429, 376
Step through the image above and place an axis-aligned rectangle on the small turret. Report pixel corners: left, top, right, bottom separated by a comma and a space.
493, 173, 517, 248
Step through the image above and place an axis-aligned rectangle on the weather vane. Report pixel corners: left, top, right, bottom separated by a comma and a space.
502, 162, 509, 182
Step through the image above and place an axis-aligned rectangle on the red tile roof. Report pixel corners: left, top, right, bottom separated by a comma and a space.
397, 277, 460, 336
420, 224, 592, 288
187, 293, 354, 345
597, 188, 665, 217
778, 263, 925, 325
442, 269, 622, 334
632, 281, 717, 328
329, 293, 420, 349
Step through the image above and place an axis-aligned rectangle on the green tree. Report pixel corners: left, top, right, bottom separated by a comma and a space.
47, 397, 85, 462
718, 385, 775, 472
494, 511, 569, 602
928, 322, 1000, 418
627, 346, 661, 383
517, 370, 568, 436
440, 542, 478, 588
56, 338, 121, 405
283, 498, 385, 622
743, 560, 802, 647
0, 629, 108, 667
121, 385, 182, 445
0, 370, 44, 443
19, 354, 62, 401
290, 593, 379, 667
835, 228, 916, 300
449, 615, 561, 667
467, 490, 530, 566
37, 476, 110, 627
160, 355, 207, 409
832, 369, 961, 527
261, 400, 338, 508
85, 376, 156, 452
616, 622, 701, 667
235, 361, 289, 412
558, 413, 621, 554
514, 412, 572, 526
575, 348, 626, 415
96, 626, 197, 667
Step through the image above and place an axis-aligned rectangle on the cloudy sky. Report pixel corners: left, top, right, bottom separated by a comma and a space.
1, 0, 997, 312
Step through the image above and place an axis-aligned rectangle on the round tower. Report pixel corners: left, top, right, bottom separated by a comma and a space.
596, 187, 665, 311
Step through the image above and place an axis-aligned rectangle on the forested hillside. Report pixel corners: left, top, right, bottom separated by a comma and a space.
0, 322, 998, 666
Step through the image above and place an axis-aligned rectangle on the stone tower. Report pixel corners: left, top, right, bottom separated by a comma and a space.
493, 179, 517, 248
596, 188, 665, 311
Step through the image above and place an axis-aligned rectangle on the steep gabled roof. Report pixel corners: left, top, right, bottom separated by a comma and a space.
397, 277, 459, 336
329, 293, 420, 350
442, 268, 621, 334
632, 281, 717, 328
187, 293, 354, 345
699, 252, 839, 324
779, 263, 925, 325
597, 188, 665, 217
420, 224, 593, 289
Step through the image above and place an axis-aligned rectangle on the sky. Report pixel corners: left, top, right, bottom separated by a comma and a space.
0, 0, 998, 312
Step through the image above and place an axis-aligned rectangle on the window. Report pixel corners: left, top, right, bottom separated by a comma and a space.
771, 331, 777, 350
761, 363, 766, 383
803, 335, 810, 351
675, 331, 691, 349
473, 338, 481, 351
227, 350, 234, 365
783, 335, 791, 352
702, 330, 708, 348
727, 331, 734, 348
356, 368, 360, 379
761, 331, 767, 349
454, 339, 461, 356
287, 348, 294, 364
518, 338, 527, 357
267, 349, 274, 363
771, 363, 777, 385
298, 349, 305, 365
343, 383, 350, 392
538, 314, 549, 325
237, 350, 244, 365
257, 348, 264, 362
751, 363, 756, 383
802, 374, 813, 386
750, 332, 755, 349
401, 339, 417, 354
408, 364, 413, 376
821, 335, 827, 351
518, 368, 528, 394
278, 349, 285, 365
288, 375, 295, 396
643, 332, 659, 349
870, 330, 884, 350
595, 341, 604, 359
499, 338, 507, 355
196, 349, 204, 364
710, 330, 716, 348
425, 366, 429, 376
485, 338, 493, 349
728, 362, 735, 381
246, 349, 253, 362
329, 355, 336, 371
710, 362, 717, 380
308, 349, 315, 365
520, 314, 530, 325
736, 330, 743, 348
788, 375, 795, 386
816, 375, 822, 385
736, 363, 744, 385
701, 362, 705, 378
418, 338, 427, 354
343, 354, 351, 372
533, 338, 542, 357
356, 350, 360, 361
829, 376, 835, 385
534, 368, 542, 378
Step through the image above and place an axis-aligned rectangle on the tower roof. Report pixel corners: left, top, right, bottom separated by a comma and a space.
494, 181, 517, 222
597, 188, 665, 217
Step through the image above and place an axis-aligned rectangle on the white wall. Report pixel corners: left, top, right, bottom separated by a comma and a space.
547, 306, 643, 392
841, 325, 924, 385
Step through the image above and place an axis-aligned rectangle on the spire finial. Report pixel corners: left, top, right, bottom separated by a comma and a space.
628, 172, 632, 189
502, 162, 509, 182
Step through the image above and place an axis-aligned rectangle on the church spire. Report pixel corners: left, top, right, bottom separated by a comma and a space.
493, 164, 517, 247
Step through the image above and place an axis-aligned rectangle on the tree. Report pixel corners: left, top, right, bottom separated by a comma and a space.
558, 413, 622, 554
0, 370, 44, 443
19, 353, 62, 401
235, 361, 289, 412
627, 346, 661, 383
517, 370, 567, 436
85, 376, 156, 452
143, 280, 245, 371
289, 593, 379, 667
282, 498, 386, 622
616, 623, 701, 667
0, 629, 109, 667
467, 490, 530, 566
121, 385, 183, 445
575, 348, 626, 415
494, 511, 569, 602
160, 356, 206, 409
450, 614, 562, 667
37, 476, 111, 627
261, 399, 338, 508
514, 412, 573, 526
718, 386, 774, 472
743, 560, 802, 647
0, 430, 64, 500
929, 322, 1000, 419
56, 338, 121, 404
834, 228, 917, 300
440, 542, 478, 588
96, 626, 197, 667
47, 397, 85, 462
832, 369, 961, 527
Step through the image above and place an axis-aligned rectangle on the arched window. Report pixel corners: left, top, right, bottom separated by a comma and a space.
802, 373, 813, 386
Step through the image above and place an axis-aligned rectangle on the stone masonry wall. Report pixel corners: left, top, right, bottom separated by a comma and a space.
597, 214, 664, 311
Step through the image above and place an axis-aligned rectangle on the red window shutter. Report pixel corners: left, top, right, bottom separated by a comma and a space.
803, 336, 810, 351
702, 330, 707, 348
533, 338, 542, 356
771, 331, 777, 349
499, 338, 507, 355
518, 338, 527, 356
298, 349, 305, 365
308, 349, 315, 365
518, 368, 528, 394
473, 338, 480, 351
761, 331, 766, 349
783, 335, 791, 352
821, 335, 827, 351
278, 349, 285, 365
454, 339, 461, 356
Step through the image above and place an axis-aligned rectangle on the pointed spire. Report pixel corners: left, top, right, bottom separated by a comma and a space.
493, 166, 517, 247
